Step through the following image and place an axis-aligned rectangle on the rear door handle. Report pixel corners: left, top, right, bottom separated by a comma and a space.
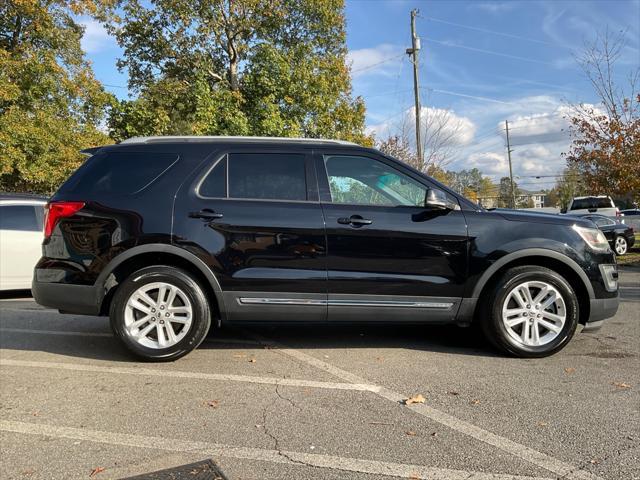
189, 209, 224, 220
337, 215, 373, 227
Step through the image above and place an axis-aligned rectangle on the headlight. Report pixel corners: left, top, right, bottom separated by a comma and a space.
573, 225, 610, 252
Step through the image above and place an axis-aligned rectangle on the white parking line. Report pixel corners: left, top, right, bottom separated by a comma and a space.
0, 359, 380, 392
243, 331, 603, 480
0, 419, 554, 480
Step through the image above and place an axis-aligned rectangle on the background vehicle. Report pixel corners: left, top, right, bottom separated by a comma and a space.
578, 214, 635, 255
0, 194, 47, 290
621, 209, 640, 217
32, 137, 619, 361
563, 195, 621, 218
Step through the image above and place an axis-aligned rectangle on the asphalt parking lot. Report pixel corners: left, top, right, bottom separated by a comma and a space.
0, 268, 638, 480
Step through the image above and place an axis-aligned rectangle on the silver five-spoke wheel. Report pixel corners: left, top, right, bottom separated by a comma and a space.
124, 282, 193, 349
501, 280, 566, 347
615, 236, 628, 255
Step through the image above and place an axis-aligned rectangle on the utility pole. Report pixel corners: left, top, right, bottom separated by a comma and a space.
406, 9, 423, 164
505, 120, 516, 209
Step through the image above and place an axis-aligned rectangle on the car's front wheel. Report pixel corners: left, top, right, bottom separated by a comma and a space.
481, 266, 579, 358
110, 266, 211, 361
614, 236, 628, 255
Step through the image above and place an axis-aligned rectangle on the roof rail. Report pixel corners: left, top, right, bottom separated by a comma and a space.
119, 135, 359, 146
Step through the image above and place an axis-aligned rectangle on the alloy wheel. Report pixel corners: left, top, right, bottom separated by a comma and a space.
124, 282, 193, 349
615, 237, 628, 255
501, 280, 566, 347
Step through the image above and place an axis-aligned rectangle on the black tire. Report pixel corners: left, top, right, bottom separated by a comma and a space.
614, 236, 628, 256
110, 266, 211, 361
481, 266, 579, 358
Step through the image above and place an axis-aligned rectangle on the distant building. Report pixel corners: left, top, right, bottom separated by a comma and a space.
518, 189, 546, 208
477, 188, 546, 209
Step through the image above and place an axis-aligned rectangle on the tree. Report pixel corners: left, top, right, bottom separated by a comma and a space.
107, 0, 370, 144
564, 30, 640, 197
497, 176, 519, 208
549, 166, 586, 211
0, 0, 113, 193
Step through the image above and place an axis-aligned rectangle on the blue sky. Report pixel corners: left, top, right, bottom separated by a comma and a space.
79, 0, 640, 187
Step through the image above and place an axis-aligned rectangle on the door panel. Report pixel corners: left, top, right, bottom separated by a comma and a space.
316, 152, 468, 323
172, 148, 327, 322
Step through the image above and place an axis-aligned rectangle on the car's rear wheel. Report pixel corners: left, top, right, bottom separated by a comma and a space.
481, 266, 579, 358
110, 266, 211, 361
614, 236, 628, 255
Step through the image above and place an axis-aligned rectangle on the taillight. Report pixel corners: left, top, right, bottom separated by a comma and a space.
44, 201, 85, 238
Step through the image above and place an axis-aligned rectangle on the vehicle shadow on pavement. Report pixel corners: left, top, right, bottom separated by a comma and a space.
0, 316, 499, 363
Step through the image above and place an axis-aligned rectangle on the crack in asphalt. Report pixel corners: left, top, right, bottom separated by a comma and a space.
558, 439, 639, 480
259, 382, 322, 471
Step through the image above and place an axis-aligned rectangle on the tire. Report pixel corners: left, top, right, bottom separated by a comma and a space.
110, 266, 211, 361
614, 236, 628, 256
481, 266, 579, 358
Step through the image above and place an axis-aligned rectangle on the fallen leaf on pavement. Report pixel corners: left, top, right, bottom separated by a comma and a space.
21, 469, 35, 476
248, 358, 256, 363
369, 421, 393, 426
406, 430, 417, 436
564, 367, 576, 374
447, 391, 459, 396
206, 400, 219, 408
589, 459, 600, 464
89, 467, 105, 477
537, 421, 548, 427
403, 394, 425, 405
431, 432, 438, 437
408, 473, 420, 480
612, 382, 631, 389
470, 399, 480, 405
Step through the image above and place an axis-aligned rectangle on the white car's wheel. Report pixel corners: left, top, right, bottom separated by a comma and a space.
614, 236, 628, 255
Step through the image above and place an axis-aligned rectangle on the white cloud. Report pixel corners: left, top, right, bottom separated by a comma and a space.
466, 152, 508, 175
470, 2, 519, 14
367, 106, 477, 147
347, 44, 403, 78
78, 18, 113, 53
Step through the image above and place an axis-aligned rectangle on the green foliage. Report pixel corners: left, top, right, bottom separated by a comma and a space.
108, 0, 371, 145
497, 176, 520, 208
0, 0, 113, 193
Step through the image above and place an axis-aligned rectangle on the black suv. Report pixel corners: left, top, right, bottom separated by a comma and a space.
32, 136, 619, 360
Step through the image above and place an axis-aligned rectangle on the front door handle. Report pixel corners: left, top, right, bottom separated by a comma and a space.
189, 208, 224, 220
337, 215, 373, 227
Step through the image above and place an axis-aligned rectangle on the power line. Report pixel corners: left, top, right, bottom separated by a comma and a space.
422, 87, 515, 105
351, 53, 405, 74
421, 37, 556, 66
422, 16, 572, 49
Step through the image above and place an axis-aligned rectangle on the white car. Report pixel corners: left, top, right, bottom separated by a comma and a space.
564, 195, 621, 219
0, 194, 47, 291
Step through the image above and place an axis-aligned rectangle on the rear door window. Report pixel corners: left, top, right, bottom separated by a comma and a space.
0, 205, 40, 231
61, 151, 178, 195
227, 153, 307, 201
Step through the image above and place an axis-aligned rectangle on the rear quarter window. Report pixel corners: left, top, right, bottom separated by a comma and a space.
570, 197, 614, 210
60, 151, 178, 196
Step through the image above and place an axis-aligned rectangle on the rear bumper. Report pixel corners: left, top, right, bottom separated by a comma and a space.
31, 279, 100, 315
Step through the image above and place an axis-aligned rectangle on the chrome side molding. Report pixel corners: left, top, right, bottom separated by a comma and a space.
238, 298, 453, 309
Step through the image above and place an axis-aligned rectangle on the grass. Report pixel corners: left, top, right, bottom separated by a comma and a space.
617, 233, 640, 266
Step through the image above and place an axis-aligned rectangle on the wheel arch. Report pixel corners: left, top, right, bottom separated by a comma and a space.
469, 249, 593, 326
96, 244, 225, 322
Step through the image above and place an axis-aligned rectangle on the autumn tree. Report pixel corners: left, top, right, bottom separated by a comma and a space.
497, 176, 519, 208
547, 166, 586, 211
564, 30, 640, 197
0, 0, 113, 193
107, 0, 370, 144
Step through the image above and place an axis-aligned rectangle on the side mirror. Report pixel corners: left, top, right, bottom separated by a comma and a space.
560, 207, 567, 214
425, 188, 454, 210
